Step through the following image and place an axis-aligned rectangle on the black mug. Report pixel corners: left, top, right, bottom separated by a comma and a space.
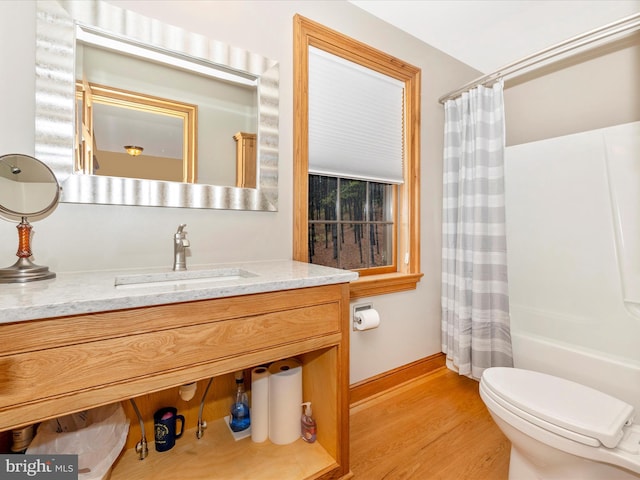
154, 407, 185, 452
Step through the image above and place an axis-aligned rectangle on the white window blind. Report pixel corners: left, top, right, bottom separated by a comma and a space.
308, 46, 405, 184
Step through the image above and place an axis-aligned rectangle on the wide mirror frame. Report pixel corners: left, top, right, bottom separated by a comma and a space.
35, 0, 279, 211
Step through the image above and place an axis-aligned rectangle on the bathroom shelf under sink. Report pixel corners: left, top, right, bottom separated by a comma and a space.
110, 418, 336, 480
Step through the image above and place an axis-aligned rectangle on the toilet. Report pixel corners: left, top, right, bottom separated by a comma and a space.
479, 367, 640, 479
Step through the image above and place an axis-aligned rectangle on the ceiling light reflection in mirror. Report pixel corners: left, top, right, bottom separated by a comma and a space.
75, 79, 197, 183
77, 32, 256, 188
91, 101, 186, 181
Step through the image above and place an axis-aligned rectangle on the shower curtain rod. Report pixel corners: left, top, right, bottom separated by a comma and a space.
438, 12, 640, 104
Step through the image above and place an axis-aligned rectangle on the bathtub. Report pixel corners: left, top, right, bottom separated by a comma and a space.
506, 122, 640, 414
512, 330, 640, 413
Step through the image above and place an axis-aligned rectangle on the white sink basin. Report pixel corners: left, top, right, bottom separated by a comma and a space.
115, 268, 257, 289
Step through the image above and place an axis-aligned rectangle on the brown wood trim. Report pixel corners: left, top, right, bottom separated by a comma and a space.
293, 14, 310, 262
336, 282, 351, 478
349, 272, 424, 299
349, 353, 445, 406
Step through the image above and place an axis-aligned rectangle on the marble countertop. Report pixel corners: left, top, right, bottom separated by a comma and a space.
0, 260, 358, 324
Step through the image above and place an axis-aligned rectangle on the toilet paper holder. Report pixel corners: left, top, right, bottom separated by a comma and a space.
352, 303, 373, 331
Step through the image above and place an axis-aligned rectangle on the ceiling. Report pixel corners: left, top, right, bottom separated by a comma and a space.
349, 0, 640, 74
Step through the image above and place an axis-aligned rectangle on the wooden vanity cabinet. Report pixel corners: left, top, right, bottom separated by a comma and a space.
0, 283, 352, 480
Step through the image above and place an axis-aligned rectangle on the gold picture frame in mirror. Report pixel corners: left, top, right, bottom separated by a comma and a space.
35, 0, 279, 211
76, 81, 198, 183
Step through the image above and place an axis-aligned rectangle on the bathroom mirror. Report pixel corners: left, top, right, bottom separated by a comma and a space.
35, 0, 279, 211
0, 154, 59, 283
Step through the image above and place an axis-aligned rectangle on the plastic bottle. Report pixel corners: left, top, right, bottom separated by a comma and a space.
301, 402, 317, 443
229, 371, 251, 432
11, 425, 34, 454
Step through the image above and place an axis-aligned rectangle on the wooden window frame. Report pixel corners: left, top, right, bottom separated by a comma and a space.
293, 15, 423, 298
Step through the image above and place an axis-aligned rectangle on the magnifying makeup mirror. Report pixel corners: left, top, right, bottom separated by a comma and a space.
0, 153, 60, 283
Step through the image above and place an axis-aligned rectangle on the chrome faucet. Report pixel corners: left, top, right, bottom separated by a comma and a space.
173, 224, 190, 271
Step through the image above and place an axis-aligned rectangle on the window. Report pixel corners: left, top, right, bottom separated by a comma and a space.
309, 175, 396, 272
294, 15, 423, 298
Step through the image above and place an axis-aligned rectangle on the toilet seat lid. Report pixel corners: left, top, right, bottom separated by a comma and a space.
481, 368, 635, 448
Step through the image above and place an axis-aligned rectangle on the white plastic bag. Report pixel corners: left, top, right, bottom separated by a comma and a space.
27, 402, 129, 480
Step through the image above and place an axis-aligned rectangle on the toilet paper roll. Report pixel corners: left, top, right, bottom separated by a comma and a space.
250, 366, 270, 443
355, 309, 380, 331
268, 358, 302, 445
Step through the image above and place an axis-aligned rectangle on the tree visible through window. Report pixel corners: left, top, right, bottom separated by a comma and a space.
308, 175, 395, 271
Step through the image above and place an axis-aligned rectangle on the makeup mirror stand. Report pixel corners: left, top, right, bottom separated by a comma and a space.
0, 216, 55, 283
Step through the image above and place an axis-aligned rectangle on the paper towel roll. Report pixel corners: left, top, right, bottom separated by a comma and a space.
268, 358, 302, 445
355, 308, 380, 331
251, 366, 270, 443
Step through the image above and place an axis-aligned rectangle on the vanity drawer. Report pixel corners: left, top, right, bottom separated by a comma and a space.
0, 301, 340, 422
0, 284, 344, 355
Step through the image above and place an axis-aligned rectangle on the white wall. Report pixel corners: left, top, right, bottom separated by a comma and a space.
0, 2, 35, 153
0, 1, 480, 385
504, 31, 640, 146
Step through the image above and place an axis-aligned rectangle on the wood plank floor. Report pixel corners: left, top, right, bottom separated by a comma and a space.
350, 367, 511, 479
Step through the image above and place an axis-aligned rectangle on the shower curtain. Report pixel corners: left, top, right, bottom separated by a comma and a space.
441, 80, 513, 380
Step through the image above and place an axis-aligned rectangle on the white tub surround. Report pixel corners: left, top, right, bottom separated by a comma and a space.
0, 260, 357, 323
505, 121, 640, 412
